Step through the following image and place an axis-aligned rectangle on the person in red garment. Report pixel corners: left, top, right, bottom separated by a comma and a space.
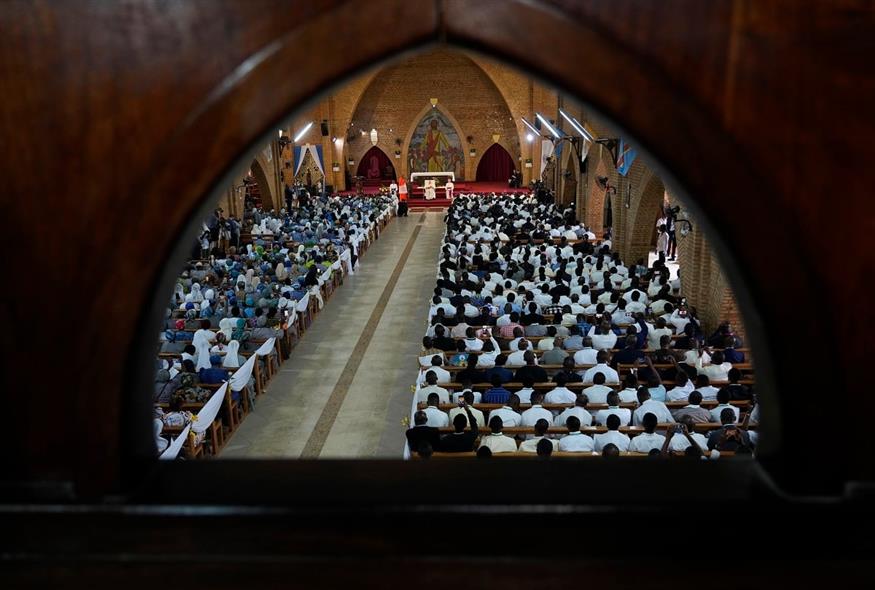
397, 175, 409, 217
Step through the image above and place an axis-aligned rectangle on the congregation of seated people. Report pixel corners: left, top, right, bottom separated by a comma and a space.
407, 193, 757, 458
152, 192, 394, 456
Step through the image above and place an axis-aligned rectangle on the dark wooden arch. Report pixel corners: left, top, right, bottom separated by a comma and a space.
2, 0, 874, 574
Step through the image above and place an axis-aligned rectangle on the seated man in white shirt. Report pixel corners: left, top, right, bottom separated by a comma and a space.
520, 391, 554, 427
573, 337, 598, 366
519, 418, 559, 453
489, 394, 523, 428
665, 417, 709, 455
544, 374, 577, 405
595, 391, 632, 426
581, 351, 620, 384
632, 386, 675, 426
625, 290, 647, 315
416, 371, 450, 403
697, 350, 732, 382
423, 360, 451, 385
594, 414, 631, 452
513, 377, 536, 404
558, 416, 595, 452
628, 412, 666, 453
538, 326, 558, 351
647, 318, 674, 351
555, 393, 593, 427
423, 393, 450, 428
590, 323, 618, 351
583, 371, 613, 405
448, 390, 485, 427
666, 371, 695, 402
462, 327, 484, 352
505, 338, 531, 368
709, 388, 740, 423
479, 415, 519, 453
618, 373, 640, 403
693, 374, 720, 401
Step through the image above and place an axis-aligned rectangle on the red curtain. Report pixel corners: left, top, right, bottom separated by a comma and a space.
475, 143, 515, 182
356, 147, 396, 180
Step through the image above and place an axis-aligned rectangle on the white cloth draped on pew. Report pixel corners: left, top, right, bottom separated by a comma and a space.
159, 423, 191, 461
229, 355, 256, 393
319, 266, 332, 287
192, 382, 228, 434
254, 337, 276, 357
340, 248, 354, 275
310, 285, 324, 310
295, 291, 310, 313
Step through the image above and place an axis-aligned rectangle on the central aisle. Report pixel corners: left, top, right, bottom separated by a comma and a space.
222, 210, 446, 459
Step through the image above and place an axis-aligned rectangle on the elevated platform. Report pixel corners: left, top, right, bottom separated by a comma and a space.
338, 181, 529, 208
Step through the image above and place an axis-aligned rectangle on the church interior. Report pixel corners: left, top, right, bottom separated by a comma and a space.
2, 1, 874, 586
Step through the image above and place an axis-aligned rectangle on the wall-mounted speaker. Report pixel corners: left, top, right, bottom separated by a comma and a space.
320, 121, 329, 136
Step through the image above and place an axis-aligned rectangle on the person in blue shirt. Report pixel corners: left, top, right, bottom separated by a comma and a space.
199, 355, 229, 385
611, 335, 645, 367
721, 336, 746, 364
485, 354, 513, 384
483, 374, 511, 404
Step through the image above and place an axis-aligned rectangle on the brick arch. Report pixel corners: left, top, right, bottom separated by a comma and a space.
249, 156, 275, 212
346, 49, 519, 180
626, 169, 666, 265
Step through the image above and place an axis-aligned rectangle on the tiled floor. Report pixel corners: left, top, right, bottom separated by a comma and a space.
221, 211, 445, 459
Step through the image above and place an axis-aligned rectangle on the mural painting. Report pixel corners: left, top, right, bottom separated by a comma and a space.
408, 109, 464, 177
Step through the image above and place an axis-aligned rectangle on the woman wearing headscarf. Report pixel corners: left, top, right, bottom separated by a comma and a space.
231, 317, 249, 343
191, 320, 214, 371
275, 260, 289, 282
223, 339, 243, 369
173, 283, 185, 306
190, 282, 204, 303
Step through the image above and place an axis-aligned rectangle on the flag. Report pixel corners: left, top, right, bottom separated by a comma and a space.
540, 139, 555, 176
616, 139, 637, 176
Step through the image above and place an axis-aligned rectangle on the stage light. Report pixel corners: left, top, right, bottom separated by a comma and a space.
521, 117, 540, 136
526, 133, 534, 142
535, 113, 560, 139
559, 109, 595, 141
278, 129, 283, 138
293, 122, 313, 142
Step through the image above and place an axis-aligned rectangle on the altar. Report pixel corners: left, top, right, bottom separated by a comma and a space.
410, 172, 455, 184
409, 172, 455, 199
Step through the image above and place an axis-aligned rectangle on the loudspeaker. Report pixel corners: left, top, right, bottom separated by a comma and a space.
320, 121, 329, 136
